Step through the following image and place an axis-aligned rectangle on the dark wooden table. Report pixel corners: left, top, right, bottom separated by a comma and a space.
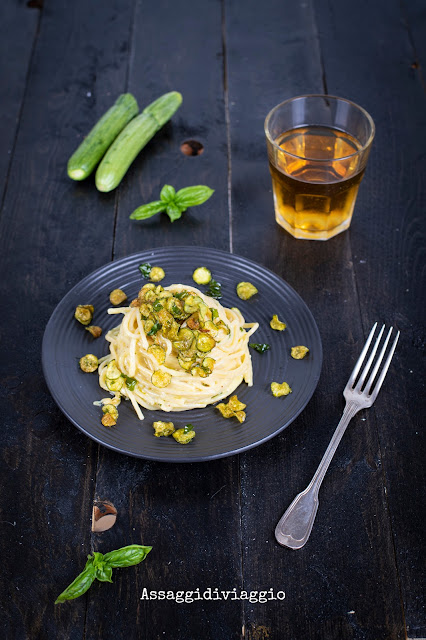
1, 1, 424, 638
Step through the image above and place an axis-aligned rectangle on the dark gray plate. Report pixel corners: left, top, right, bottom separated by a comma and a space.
42, 247, 322, 462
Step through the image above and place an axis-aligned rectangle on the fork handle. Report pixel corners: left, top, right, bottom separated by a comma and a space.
275, 401, 359, 549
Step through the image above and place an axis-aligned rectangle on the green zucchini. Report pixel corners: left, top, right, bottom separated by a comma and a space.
95, 91, 183, 192
67, 93, 139, 181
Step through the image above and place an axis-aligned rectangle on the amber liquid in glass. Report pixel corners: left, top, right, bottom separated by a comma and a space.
269, 126, 364, 239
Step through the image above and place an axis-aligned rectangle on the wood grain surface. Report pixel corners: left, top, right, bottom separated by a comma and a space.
0, 0, 424, 639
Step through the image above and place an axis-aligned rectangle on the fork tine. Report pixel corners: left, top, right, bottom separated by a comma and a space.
365, 326, 393, 395
369, 330, 400, 401
347, 322, 378, 388
354, 324, 385, 392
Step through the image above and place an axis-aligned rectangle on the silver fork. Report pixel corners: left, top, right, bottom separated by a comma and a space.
275, 323, 400, 550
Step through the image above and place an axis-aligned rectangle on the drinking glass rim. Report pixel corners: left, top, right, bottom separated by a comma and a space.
264, 94, 375, 162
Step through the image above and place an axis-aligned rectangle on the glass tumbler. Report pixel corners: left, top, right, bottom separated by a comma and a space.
265, 95, 375, 240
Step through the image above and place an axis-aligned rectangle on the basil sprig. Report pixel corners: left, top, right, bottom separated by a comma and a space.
147, 321, 162, 336
206, 278, 222, 300
249, 343, 270, 354
55, 545, 151, 604
139, 262, 152, 278
123, 375, 137, 390
129, 184, 214, 222
183, 423, 195, 434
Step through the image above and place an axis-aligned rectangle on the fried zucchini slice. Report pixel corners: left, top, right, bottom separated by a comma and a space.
144, 290, 157, 303
186, 312, 201, 330
101, 413, 117, 427
153, 421, 175, 437
177, 356, 194, 371
183, 294, 203, 314
102, 404, 119, 423
270, 314, 286, 331
201, 320, 218, 336
192, 267, 212, 285
291, 345, 309, 359
166, 319, 180, 341
157, 308, 174, 331
139, 283, 155, 298
173, 327, 195, 352
85, 325, 102, 338
151, 370, 172, 388
109, 288, 127, 305
214, 319, 230, 335
158, 290, 173, 299
139, 302, 153, 318
166, 297, 185, 319
79, 354, 98, 373
173, 428, 196, 444
190, 364, 209, 378
75, 304, 94, 326
197, 301, 211, 322
148, 344, 166, 365
196, 333, 216, 353
144, 317, 155, 335
202, 357, 215, 373
105, 360, 121, 380
228, 395, 246, 412
105, 360, 124, 391
271, 381, 292, 397
106, 376, 124, 392
150, 266, 165, 282
216, 394, 247, 421
236, 282, 258, 300
216, 403, 235, 418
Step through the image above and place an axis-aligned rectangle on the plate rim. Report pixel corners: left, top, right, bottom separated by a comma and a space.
42, 246, 323, 462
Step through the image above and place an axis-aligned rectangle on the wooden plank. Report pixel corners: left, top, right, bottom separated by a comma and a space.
225, 0, 406, 638
86, 457, 242, 640
112, 0, 229, 255
314, 0, 426, 636
401, 0, 426, 79
0, 0, 135, 637
0, 1, 39, 201
85, 1, 242, 638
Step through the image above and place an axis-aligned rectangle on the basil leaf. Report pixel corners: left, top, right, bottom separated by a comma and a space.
95, 564, 113, 583
103, 545, 152, 568
129, 201, 166, 220
166, 203, 183, 222
160, 184, 176, 203
152, 300, 163, 312
206, 278, 222, 299
147, 321, 162, 336
90, 552, 104, 567
55, 565, 96, 604
183, 423, 195, 434
123, 375, 137, 391
139, 262, 152, 278
175, 186, 214, 209
175, 291, 188, 300
249, 343, 270, 354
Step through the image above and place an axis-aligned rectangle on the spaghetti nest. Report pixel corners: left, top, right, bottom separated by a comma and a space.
98, 284, 258, 419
